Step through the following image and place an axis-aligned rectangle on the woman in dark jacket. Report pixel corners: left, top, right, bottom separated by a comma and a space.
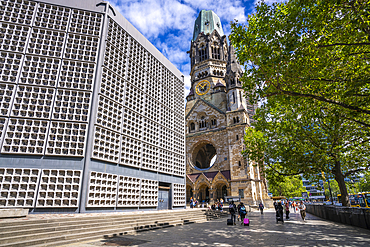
276, 202, 284, 223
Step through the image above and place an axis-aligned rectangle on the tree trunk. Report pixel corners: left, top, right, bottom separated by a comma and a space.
333, 161, 350, 207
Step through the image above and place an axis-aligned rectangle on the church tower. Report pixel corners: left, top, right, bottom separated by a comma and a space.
185, 10, 270, 206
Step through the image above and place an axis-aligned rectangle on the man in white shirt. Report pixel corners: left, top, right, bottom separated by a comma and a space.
298, 201, 306, 221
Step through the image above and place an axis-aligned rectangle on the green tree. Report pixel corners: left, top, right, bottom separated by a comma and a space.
360, 171, 370, 192
231, 0, 370, 207
230, 0, 370, 127
267, 175, 307, 198
323, 179, 340, 201
242, 96, 370, 207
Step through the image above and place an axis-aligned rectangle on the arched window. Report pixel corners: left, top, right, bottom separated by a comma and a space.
199, 116, 206, 129
199, 45, 207, 62
211, 43, 220, 60
211, 119, 217, 126
190, 122, 195, 131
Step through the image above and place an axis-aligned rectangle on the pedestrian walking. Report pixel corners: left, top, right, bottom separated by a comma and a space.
276, 201, 284, 223
259, 202, 264, 214
285, 201, 290, 219
229, 201, 237, 225
298, 201, 306, 221
237, 202, 242, 221
190, 197, 193, 209
239, 202, 247, 224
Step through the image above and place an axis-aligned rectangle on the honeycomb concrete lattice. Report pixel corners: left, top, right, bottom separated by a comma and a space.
0, 0, 185, 212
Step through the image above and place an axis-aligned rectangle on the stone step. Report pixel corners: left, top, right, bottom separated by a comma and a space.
0, 211, 206, 234
0, 210, 205, 228
0, 216, 187, 245
0, 210, 228, 247
0, 213, 204, 239
17, 220, 186, 247
0, 215, 177, 238
0, 216, 205, 247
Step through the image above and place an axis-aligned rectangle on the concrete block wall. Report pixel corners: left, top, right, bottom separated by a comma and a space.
0, 0, 186, 213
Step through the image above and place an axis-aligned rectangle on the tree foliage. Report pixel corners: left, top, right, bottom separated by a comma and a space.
323, 179, 340, 200
267, 175, 307, 198
242, 96, 370, 206
359, 171, 370, 192
231, 0, 370, 207
230, 0, 370, 127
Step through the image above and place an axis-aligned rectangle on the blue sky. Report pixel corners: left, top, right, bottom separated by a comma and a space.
109, 0, 281, 98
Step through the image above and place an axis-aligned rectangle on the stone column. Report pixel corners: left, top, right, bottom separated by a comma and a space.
220, 40, 225, 60
209, 188, 216, 204
193, 189, 200, 203
207, 42, 211, 60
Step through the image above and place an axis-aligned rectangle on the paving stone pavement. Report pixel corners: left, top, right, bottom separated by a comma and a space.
59, 209, 370, 247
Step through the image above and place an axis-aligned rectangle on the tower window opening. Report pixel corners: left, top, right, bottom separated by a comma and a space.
199, 117, 206, 129
212, 46, 220, 60
239, 161, 241, 167
199, 45, 207, 62
211, 119, 217, 126
230, 79, 235, 85
233, 117, 240, 124
236, 135, 239, 140
190, 122, 195, 131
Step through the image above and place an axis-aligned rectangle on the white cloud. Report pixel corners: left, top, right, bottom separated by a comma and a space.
110, 0, 252, 101
110, 0, 196, 38
253, 0, 287, 6
184, 75, 191, 97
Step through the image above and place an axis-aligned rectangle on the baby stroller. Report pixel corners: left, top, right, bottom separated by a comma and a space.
276, 209, 284, 224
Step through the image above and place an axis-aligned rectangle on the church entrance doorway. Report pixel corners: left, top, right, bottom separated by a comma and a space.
198, 184, 210, 203
215, 184, 228, 202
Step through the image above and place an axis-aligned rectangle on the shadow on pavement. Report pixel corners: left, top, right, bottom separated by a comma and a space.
89, 236, 149, 246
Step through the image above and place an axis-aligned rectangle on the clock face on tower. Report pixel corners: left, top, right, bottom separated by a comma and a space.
195, 80, 211, 95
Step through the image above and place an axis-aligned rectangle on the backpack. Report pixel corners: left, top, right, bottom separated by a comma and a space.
229, 204, 235, 213
240, 206, 246, 215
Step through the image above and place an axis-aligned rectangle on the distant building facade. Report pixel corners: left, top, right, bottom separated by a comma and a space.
185, 10, 269, 205
0, 0, 185, 213
302, 179, 325, 201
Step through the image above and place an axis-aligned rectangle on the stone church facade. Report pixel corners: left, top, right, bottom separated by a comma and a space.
185, 10, 270, 205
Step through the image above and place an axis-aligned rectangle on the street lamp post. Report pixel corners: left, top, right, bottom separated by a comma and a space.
327, 178, 334, 205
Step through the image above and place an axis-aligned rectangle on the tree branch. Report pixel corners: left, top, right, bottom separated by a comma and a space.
275, 88, 370, 115
317, 42, 370, 48
341, 116, 370, 128
344, 165, 369, 177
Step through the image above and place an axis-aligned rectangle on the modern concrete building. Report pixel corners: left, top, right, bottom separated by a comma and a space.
185, 10, 270, 205
0, 0, 185, 213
